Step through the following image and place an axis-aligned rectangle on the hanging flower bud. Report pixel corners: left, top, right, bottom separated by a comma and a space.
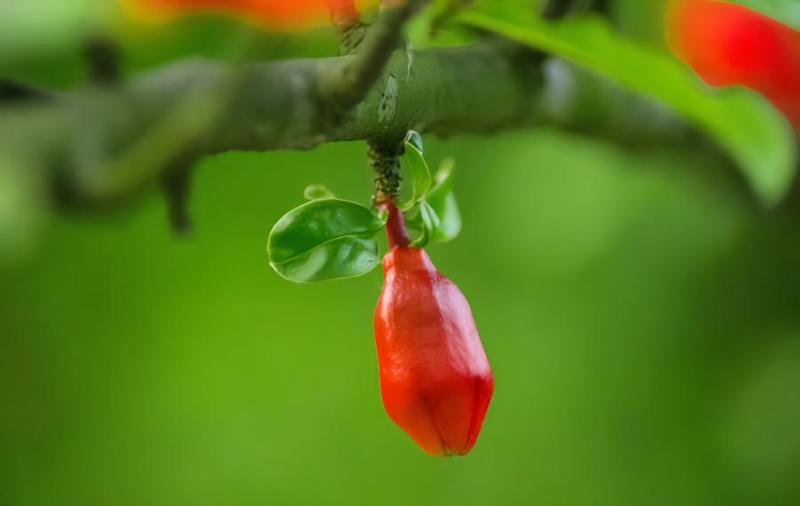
666, 0, 800, 129
373, 203, 493, 456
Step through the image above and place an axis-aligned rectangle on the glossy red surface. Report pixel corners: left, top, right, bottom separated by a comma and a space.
667, 0, 800, 129
374, 247, 493, 456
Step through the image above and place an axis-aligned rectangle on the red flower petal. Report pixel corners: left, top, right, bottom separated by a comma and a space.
667, 0, 800, 129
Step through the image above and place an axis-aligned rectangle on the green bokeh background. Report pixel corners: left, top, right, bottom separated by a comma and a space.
2, 2, 800, 506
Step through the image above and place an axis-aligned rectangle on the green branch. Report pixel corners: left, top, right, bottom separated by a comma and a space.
0, 38, 700, 262
1, 44, 697, 204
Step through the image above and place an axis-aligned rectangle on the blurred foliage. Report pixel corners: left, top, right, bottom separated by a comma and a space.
609, 0, 670, 44
2, 1, 800, 506
462, 2, 796, 204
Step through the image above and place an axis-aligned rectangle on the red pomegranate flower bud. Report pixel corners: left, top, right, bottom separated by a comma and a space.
666, 0, 800, 129
373, 204, 493, 456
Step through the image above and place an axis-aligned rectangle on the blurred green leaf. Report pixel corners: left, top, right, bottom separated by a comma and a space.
728, 0, 800, 29
426, 159, 462, 242
458, 7, 797, 205
303, 184, 336, 201
267, 199, 385, 283
399, 133, 433, 210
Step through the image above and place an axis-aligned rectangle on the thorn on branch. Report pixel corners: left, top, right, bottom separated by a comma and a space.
84, 36, 121, 86
164, 167, 194, 235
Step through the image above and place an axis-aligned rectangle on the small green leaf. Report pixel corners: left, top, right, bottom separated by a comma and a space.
426, 158, 462, 243
407, 199, 440, 248
405, 130, 425, 153
303, 184, 335, 201
399, 132, 433, 210
458, 7, 797, 205
267, 199, 385, 283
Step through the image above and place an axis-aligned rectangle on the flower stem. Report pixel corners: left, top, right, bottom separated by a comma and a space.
368, 141, 403, 202
379, 201, 411, 249
368, 140, 410, 249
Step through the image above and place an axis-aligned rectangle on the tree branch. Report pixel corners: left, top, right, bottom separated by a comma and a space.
0, 40, 698, 220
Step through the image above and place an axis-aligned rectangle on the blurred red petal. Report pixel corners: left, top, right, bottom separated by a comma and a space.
129, 0, 364, 29
666, 0, 800, 129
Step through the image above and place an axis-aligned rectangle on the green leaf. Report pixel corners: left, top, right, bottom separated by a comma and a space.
728, 0, 800, 30
405, 130, 425, 153
458, 8, 797, 205
426, 158, 462, 243
267, 199, 385, 283
399, 132, 434, 210
303, 184, 335, 201
410, 200, 441, 248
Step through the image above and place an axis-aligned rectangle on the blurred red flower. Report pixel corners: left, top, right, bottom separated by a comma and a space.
667, 0, 800, 130
129, 0, 370, 30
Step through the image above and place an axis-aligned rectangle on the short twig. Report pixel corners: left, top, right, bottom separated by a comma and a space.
320, 0, 427, 112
